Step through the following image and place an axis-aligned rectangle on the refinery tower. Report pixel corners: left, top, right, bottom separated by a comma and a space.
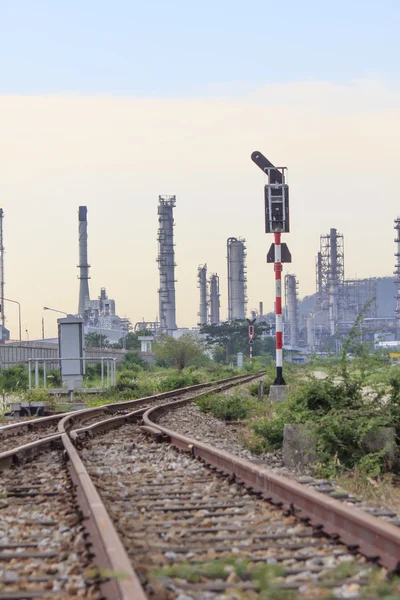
227, 237, 247, 321
157, 196, 177, 335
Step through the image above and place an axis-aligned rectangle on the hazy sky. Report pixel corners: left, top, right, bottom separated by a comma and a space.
0, 1, 399, 339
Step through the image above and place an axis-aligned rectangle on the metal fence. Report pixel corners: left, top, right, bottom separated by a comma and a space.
0, 343, 126, 370
27, 357, 117, 390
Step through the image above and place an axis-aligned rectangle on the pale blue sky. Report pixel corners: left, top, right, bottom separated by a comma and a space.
1, 1, 400, 338
0, 0, 398, 95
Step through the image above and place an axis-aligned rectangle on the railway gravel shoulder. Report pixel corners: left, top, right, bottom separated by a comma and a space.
0, 444, 102, 599
79, 420, 379, 599
157, 402, 400, 528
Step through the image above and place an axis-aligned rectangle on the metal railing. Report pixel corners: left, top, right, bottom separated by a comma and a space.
27, 357, 117, 390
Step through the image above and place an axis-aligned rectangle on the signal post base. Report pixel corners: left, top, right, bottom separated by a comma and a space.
269, 385, 290, 403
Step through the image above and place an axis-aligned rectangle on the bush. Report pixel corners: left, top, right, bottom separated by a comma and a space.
159, 372, 201, 392
85, 363, 102, 380
115, 370, 138, 392
46, 369, 62, 387
251, 415, 286, 450
0, 364, 28, 396
124, 352, 147, 370
197, 393, 251, 421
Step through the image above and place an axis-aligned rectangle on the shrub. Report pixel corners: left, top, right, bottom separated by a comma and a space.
197, 393, 251, 421
115, 370, 138, 392
46, 369, 62, 387
159, 372, 201, 392
124, 352, 147, 370
0, 364, 29, 395
250, 414, 286, 451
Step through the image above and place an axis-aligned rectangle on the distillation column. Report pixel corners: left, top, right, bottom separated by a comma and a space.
157, 196, 177, 335
329, 228, 339, 336
78, 206, 91, 316
227, 237, 247, 321
209, 274, 220, 324
285, 274, 299, 347
197, 264, 208, 326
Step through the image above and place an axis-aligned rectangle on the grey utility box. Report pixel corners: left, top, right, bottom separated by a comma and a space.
58, 316, 85, 390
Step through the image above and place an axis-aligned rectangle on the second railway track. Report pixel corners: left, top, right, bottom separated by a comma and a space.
0, 373, 259, 454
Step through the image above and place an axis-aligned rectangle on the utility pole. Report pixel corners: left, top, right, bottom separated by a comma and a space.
251, 151, 291, 394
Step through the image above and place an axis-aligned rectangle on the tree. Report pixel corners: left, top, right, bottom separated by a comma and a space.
200, 320, 270, 363
112, 330, 154, 350
85, 333, 109, 348
154, 333, 205, 371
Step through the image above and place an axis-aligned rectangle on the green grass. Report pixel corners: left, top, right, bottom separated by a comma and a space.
153, 559, 294, 599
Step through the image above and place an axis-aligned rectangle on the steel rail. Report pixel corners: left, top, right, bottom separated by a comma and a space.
68, 372, 264, 442
0, 372, 260, 439
0, 372, 263, 600
57, 372, 264, 434
143, 399, 400, 573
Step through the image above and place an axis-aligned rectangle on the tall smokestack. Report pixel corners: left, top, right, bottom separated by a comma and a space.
197, 264, 208, 326
157, 196, 177, 334
78, 206, 90, 316
209, 274, 220, 324
259, 301, 264, 318
227, 237, 247, 321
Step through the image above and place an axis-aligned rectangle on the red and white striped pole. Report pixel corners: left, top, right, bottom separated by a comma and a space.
249, 343, 253, 363
274, 232, 285, 385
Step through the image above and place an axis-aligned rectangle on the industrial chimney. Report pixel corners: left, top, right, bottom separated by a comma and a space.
285, 274, 299, 347
78, 206, 91, 316
209, 273, 220, 324
157, 196, 177, 335
197, 264, 208, 326
227, 237, 247, 321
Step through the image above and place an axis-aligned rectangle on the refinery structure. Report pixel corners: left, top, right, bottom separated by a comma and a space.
157, 196, 177, 335
1, 196, 400, 354
0, 208, 9, 340
227, 237, 247, 321
77, 206, 131, 343
277, 226, 397, 354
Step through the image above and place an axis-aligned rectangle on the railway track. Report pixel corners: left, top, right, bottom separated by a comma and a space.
2, 371, 400, 598
0, 373, 256, 454
74, 378, 400, 598
0, 373, 262, 600
81, 421, 375, 599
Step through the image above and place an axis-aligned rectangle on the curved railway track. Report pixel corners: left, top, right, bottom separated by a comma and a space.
0, 373, 255, 454
2, 371, 400, 598
0, 373, 262, 600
